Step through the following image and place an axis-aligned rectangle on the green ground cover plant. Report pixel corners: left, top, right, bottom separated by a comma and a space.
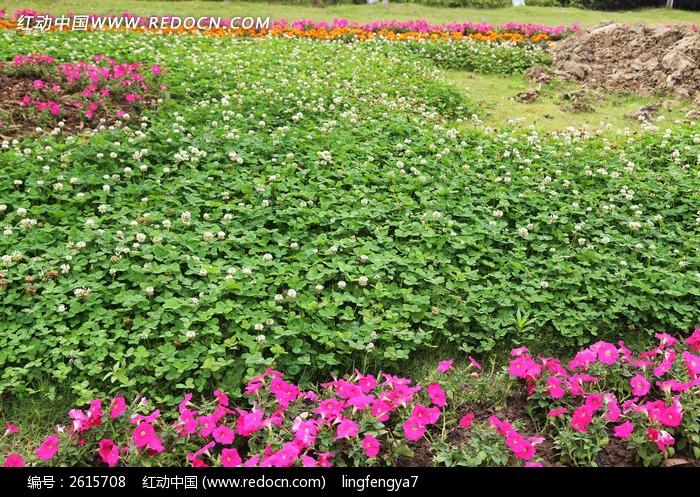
1, 28, 698, 406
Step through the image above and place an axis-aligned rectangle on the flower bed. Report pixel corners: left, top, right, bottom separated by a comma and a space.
0, 53, 165, 137
1, 10, 577, 44
3, 331, 699, 467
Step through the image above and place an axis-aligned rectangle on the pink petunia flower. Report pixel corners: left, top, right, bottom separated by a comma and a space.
427, 383, 446, 407
3, 454, 24, 467
596, 342, 618, 365
437, 360, 453, 373
570, 405, 594, 433
335, 418, 359, 440
212, 425, 235, 445
220, 448, 242, 467
98, 439, 119, 467
110, 396, 126, 419
402, 416, 426, 441
4, 422, 20, 435
36, 435, 59, 461
459, 412, 475, 429
468, 356, 482, 370
362, 434, 380, 458
630, 374, 651, 396
548, 407, 568, 417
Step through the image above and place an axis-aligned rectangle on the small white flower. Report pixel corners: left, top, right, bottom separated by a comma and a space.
358, 276, 368, 287
262, 253, 273, 262
144, 287, 155, 297
338, 280, 346, 290
286, 288, 297, 300
185, 330, 196, 340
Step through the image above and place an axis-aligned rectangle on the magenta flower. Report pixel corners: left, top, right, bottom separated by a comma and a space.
335, 418, 359, 440
596, 342, 618, 365
110, 396, 126, 419
98, 439, 119, 467
437, 360, 453, 373
660, 405, 683, 428
36, 435, 59, 461
427, 383, 446, 407
613, 421, 634, 440
402, 416, 426, 441
685, 328, 700, 351
212, 425, 235, 445
132, 422, 160, 451
547, 407, 568, 417
412, 404, 440, 425
4, 422, 20, 435
3, 454, 24, 467
570, 405, 594, 433
630, 374, 651, 396
458, 412, 475, 429
468, 356, 482, 370
546, 376, 565, 399
220, 448, 242, 467
236, 409, 264, 436
362, 435, 380, 458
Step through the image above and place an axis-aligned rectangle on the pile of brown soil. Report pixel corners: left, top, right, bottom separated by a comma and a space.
550, 23, 700, 100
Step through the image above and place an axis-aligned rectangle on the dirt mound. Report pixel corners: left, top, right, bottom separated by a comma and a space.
551, 23, 700, 99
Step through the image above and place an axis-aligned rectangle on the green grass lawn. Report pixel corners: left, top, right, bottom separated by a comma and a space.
2, 1, 700, 26
448, 71, 694, 135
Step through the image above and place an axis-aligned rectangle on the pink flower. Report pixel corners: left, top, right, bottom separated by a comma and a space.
438, 360, 453, 373
468, 356, 482, 370
546, 376, 565, 399
36, 435, 59, 461
685, 328, 700, 351
682, 351, 700, 377
427, 383, 446, 407
613, 421, 634, 440
459, 412, 475, 429
370, 400, 392, 422
98, 439, 119, 467
508, 355, 538, 378
149, 64, 163, 75
596, 342, 618, 365
411, 404, 440, 425
213, 389, 229, 407
660, 405, 683, 428
570, 405, 594, 433
269, 376, 300, 407
133, 422, 162, 452
647, 428, 675, 452
630, 374, 650, 396
524, 461, 544, 467
335, 418, 359, 440
292, 418, 319, 448
110, 396, 126, 419
33, 79, 44, 89
506, 433, 535, 461
402, 416, 426, 441
212, 425, 235, 445
221, 448, 242, 467
362, 435, 380, 458
315, 398, 344, 421
3, 454, 24, 467
548, 407, 568, 417
236, 409, 264, 436
357, 373, 377, 393
4, 422, 20, 435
